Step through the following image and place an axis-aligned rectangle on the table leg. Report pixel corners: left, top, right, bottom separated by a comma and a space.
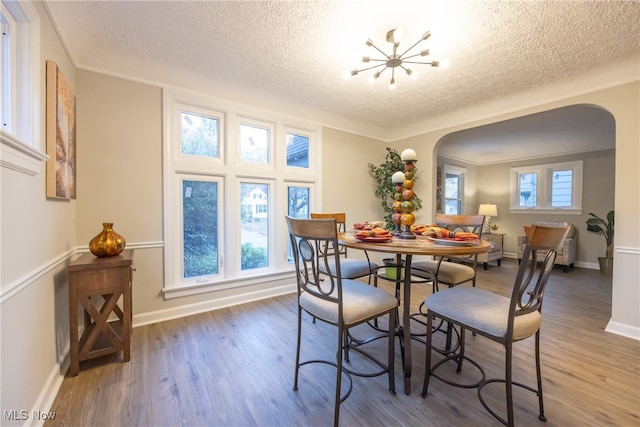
402, 254, 413, 394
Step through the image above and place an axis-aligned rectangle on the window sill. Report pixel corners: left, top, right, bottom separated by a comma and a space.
1, 131, 48, 176
163, 270, 296, 300
510, 208, 582, 215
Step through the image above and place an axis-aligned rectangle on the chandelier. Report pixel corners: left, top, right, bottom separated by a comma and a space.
344, 28, 449, 90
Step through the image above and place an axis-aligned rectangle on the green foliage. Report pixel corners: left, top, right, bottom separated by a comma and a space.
586, 210, 614, 258
181, 113, 219, 157
241, 243, 268, 269
183, 180, 219, 277
368, 147, 422, 229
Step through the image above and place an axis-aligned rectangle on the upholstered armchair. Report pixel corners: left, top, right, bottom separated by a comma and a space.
517, 222, 577, 272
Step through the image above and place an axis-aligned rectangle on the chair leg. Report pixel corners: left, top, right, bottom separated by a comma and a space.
343, 330, 350, 363
445, 322, 454, 350
505, 342, 514, 427
421, 313, 433, 397
456, 327, 466, 372
334, 326, 344, 427
535, 331, 547, 421
373, 274, 379, 328
388, 310, 396, 395
293, 306, 302, 390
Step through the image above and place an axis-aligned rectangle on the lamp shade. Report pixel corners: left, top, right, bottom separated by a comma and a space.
478, 203, 498, 217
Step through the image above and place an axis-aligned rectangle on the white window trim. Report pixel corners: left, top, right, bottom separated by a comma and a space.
162, 88, 322, 299
510, 160, 583, 215
0, 0, 44, 176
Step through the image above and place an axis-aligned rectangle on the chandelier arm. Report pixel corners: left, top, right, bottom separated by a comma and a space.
401, 52, 427, 61
375, 66, 390, 77
397, 37, 427, 59
401, 60, 437, 65
368, 42, 391, 59
353, 63, 388, 74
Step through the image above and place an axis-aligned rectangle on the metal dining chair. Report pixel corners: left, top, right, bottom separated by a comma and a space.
286, 216, 397, 427
411, 214, 486, 349
411, 213, 486, 291
421, 224, 570, 427
311, 213, 379, 284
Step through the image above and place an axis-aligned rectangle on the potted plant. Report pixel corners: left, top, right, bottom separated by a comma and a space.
368, 147, 422, 230
586, 210, 614, 275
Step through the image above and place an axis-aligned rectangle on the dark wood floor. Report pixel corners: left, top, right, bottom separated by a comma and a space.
47, 259, 639, 427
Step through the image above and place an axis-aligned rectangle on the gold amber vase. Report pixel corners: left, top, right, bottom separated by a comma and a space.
89, 222, 126, 257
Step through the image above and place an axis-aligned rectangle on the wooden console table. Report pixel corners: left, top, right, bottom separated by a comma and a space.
68, 250, 134, 376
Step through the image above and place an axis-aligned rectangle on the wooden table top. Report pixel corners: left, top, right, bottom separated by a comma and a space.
338, 233, 491, 256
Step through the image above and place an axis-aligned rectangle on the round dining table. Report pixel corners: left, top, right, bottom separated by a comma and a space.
338, 232, 491, 394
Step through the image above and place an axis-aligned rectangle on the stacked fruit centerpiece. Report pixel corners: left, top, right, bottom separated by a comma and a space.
398, 149, 418, 239
391, 171, 406, 236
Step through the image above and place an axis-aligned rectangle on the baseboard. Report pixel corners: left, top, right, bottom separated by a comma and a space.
28, 344, 70, 426
133, 283, 297, 327
605, 320, 640, 341
502, 252, 598, 270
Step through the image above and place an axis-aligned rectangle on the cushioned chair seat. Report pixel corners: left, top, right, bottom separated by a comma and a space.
425, 286, 542, 341
412, 260, 475, 286
320, 259, 380, 280
300, 278, 397, 326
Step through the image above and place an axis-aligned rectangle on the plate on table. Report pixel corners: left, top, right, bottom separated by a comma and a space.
425, 236, 479, 246
354, 235, 392, 243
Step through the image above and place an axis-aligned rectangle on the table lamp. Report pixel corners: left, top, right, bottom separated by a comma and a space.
478, 203, 498, 234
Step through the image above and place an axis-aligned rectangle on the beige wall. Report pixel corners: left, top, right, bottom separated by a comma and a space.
393, 81, 639, 336
438, 150, 615, 264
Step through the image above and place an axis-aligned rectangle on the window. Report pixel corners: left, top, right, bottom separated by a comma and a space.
286, 132, 310, 168
163, 89, 320, 297
443, 164, 465, 215
286, 184, 311, 262
1, 0, 44, 175
181, 111, 219, 158
240, 181, 270, 271
182, 177, 222, 279
510, 161, 583, 214
239, 119, 272, 165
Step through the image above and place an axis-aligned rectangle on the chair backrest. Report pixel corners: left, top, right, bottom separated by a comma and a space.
435, 214, 485, 263
286, 216, 343, 305
310, 213, 348, 257
510, 224, 571, 331
435, 214, 485, 237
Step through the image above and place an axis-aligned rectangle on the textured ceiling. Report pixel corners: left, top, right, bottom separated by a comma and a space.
44, 0, 639, 163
